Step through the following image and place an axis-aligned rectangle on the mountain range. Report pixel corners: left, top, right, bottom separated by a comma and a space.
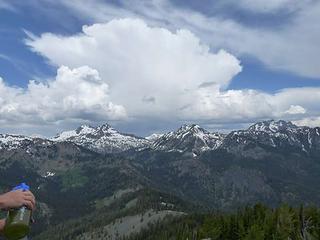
0, 120, 320, 239
2, 119, 319, 156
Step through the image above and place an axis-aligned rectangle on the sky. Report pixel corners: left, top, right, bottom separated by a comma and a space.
0, 0, 320, 137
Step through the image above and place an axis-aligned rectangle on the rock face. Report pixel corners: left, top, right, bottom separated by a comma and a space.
52, 124, 149, 153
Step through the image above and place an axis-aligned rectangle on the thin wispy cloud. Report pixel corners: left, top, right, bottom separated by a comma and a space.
45, 0, 320, 78
0, 0, 15, 11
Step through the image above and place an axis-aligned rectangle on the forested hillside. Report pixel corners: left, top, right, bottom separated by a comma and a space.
126, 204, 320, 240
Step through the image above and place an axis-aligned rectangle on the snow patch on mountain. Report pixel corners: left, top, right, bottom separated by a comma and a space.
42, 171, 56, 178
0, 134, 33, 150
146, 133, 164, 142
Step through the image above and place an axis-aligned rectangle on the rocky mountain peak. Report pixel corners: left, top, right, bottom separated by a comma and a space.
176, 124, 210, 137
179, 124, 201, 131
52, 123, 148, 153
75, 125, 95, 134
152, 124, 225, 153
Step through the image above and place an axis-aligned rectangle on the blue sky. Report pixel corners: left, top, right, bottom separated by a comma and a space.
0, 0, 319, 136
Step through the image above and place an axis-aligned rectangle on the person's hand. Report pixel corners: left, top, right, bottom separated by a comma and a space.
0, 190, 36, 211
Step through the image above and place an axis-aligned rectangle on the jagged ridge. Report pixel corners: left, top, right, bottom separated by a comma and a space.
223, 120, 320, 154
1, 120, 319, 155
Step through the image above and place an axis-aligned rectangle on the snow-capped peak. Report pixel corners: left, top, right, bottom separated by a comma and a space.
53, 125, 96, 142
75, 125, 96, 134
152, 124, 225, 153
96, 123, 117, 133
225, 120, 320, 153
179, 124, 201, 131
52, 123, 149, 153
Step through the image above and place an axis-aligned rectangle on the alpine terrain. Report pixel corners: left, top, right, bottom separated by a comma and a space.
0, 120, 320, 239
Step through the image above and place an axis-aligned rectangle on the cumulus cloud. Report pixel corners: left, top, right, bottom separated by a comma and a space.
0, 66, 126, 126
24, 18, 320, 130
26, 18, 242, 120
180, 86, 320, 122
285, 105, 307, 115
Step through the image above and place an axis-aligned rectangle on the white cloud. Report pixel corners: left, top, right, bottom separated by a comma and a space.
294, 117, 320, 128
24, 19, 320, 130
180, 86, 320, 122
285, 105, 307, 115
47, 0, 320, 78
0, 66, 126, 126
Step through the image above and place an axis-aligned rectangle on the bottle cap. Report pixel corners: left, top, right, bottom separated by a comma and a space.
12, 183, 30, 191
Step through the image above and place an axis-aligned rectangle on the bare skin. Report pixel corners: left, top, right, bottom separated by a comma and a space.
0, 190, 36, 233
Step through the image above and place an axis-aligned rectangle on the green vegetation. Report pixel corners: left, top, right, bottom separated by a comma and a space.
32, 188, 201, 239
126, 204, 320, 240
60, 168, 89, 191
